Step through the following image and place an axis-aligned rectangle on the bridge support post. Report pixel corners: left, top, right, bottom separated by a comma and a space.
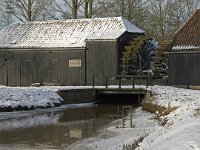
146, 75, 149, 88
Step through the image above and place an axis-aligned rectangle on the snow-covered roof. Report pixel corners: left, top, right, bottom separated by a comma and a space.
171, 9, 200, 51
0, 17, 144, 49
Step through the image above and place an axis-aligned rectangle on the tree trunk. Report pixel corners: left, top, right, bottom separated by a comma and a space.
28, 0, 32, 21
84, 0, 88, 18
72, 0, 77, 19
89, 0, 93, 18
121, 0, 125, 17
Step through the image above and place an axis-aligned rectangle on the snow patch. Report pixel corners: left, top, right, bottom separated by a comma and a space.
0, 86, 63, 109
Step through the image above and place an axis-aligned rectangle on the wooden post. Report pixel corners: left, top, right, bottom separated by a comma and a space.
85, 122, 88, 137
92, 76, 95, 87
186, 82, 190, 89
106, 76, 108, 89
146, 91, 151, 99
6, 60, 8, 86
93, 119, 95, 132
118, 105, 120, 119
35, 56, 39, 84
105, 76, 108, 88
130, 109, 133, 128
146, 75, 149, 88
119, 77, 121, 89
122, 107, 124, 128
19, 60, 22, 87
118, 105, 120, 127
132, 75, 135, 89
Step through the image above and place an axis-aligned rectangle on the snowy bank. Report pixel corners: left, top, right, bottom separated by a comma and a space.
67, 108, 159, 150
139, 86, 200, 150
0, 86, 63, 111
68, 85, 200, 150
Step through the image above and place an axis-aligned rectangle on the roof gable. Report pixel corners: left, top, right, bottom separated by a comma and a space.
172, 9, 200, 51
0, 17, 144, 48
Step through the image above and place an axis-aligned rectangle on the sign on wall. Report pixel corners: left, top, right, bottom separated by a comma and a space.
69, 59, 81, 67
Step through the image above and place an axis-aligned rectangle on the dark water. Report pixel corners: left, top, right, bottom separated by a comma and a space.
0, 103, 137, 150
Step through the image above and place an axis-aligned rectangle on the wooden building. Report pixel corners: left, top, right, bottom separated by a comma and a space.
168, 9, 200, 85
0, 17, 144, 86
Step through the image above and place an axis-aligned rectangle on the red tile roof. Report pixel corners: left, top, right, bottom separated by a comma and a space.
172, 9, 200, 51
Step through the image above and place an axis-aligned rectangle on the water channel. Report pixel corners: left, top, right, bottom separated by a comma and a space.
0, 103, 137, 150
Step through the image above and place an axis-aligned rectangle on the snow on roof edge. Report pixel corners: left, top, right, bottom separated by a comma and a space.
120, 17, 145, 33
172, 45, 200, 51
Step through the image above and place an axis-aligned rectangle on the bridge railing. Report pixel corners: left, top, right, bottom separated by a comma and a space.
92, 75, 155, 89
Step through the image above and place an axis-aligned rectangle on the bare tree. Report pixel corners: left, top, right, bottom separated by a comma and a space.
84, 0, 89, 18
184, 0, 200, 20
0, 0, 15, 28
2, 0, 52, 22
115, 0, 149, 19
93, 0, 116, 17
47, 0, 84, 19
93, 0, 148, 26
72, 0, 84, 19
145, 0, 200, 41
146, 0, 173, 41
83, 0, 93, 18
119, 0, 125, 17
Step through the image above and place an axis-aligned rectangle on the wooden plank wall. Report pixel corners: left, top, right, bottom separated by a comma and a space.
168, 52, 200, 85
86, 40, 118, 85
0, 49, 86, 86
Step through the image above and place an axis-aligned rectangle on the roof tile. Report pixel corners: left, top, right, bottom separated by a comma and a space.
173, 9, 200, 51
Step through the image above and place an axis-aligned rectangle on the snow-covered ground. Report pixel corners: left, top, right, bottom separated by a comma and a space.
140, 86, 200, 150
68, 85, 200, 150
0, 86, 63, 110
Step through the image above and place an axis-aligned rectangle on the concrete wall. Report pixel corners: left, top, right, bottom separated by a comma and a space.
58, 89, 96, 104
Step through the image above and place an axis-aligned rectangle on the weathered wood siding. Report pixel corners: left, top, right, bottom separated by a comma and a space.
0, 49, 86, 86
0, 32, 144, 86
85, 33, 145, 86
86, 40, 118, 85
168, 52, 200, 85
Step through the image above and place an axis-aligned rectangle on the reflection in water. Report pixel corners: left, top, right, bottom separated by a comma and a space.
0, 112, 62, 130
0, 104, 137, 149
